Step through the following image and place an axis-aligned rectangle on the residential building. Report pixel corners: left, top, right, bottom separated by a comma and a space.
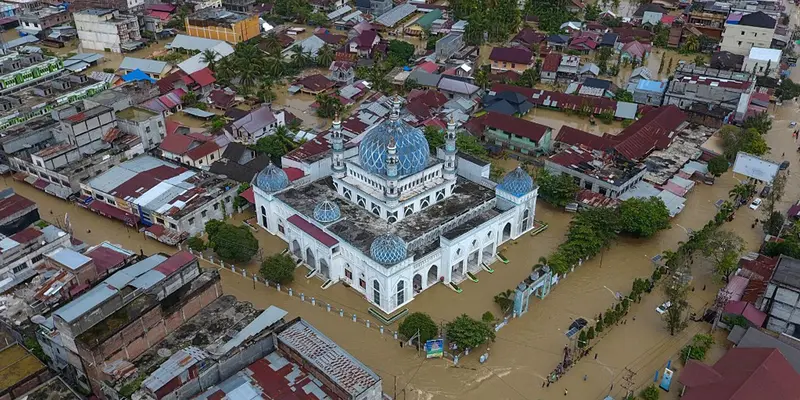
74, 9, 142, 54
296, 73, 335, 95
6, 104, 144, 199
159, 131, 227, 168
0, 224, 74, 293
118, 57, 171, 80
435, 33, 463, 62
565, 77, 616, 98
761, 255, 800, 338
437, 77, 479, 99
556, 55, 580, 83
489, 47, 533, 73
720, 11, 777, 56
511, 28, 546, 49
546, 34, 569, 50
65, 0, 144, 13
45, 251, 221, 396
156, 68, 216, 96
687, 0, 730, 28
348, 30, 379, 57
0, 74, 108, 131
711, 50, 745, 70
81, 156, 236, 242
222, 0, 254, 13
481, 90, 534, 116
620, 40, 650, 62
115, 107, 166, 150
546, 147, 648, 198
632, 79, 667, 106
0, 189, 38, 236
17, 6, 71, 35
633, 3, 667, 25
374, 3, 417, 29
355, 0, 392, 17
727, 325, 800, 374
330, 60, 355, 84
185, 8, 260, 44
472, 111, 553, 156
225, 104, 287, 144
744, 47, 781, 78
678, 347, 800, 400
663, 63, 755, 124
0, 344, 52, 400
208, 142, 271, 183
0, 52, 65, 95
541, 53, 560, 84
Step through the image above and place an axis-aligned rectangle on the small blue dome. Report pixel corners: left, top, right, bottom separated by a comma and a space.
499, 167, 534, 197
313, 200, 340, 223
254, 163, 289, 193
358, 119, 430, 176
370, 234, 407, 265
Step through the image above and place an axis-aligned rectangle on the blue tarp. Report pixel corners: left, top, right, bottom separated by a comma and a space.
121, 68, 156, 83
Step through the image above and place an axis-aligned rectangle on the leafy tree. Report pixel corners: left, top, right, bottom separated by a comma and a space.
663, 267, 690, 335
426, 35, 439, 50
24, 337, 48, 363
763, 171, 786, 219
205, 220, 259, 262
586, 326, 595, 340
680, 334, 714, 363
614, 88, 634, 102
422, 126, 488, 159
259, 253, 296, 284
307, 11, 329, 27
200, 49, 219, 72
186, 236, 206, 252
618, 197, 670, 238
494, 289, 515, 314
403, 77, 421, 93
719, 126, 768, 159
481, 311, 495, 323
681, 35, 700, 53
445, 314, 495, 349
316, 45, 335, 68
181, 91, 199, 107
490, 165, 506, 182
595, 319, 604, 333
252, 126, 297, 160
640, 384, 660, 400
701, 230, 745, 281
387, 40, 416, 66
260, 33, 282, 56
707, 155, 729, 176
728, 182, 755, 203
764, 211, 785, 236
315, 94, 343, 118
577, 330, 588, 348
742, 111, 772, 134
399, 312, 439, 343
536, 168, 579, 207
776, 78, 800, 101
518, 68, 539, 88
584, 3, 600, 20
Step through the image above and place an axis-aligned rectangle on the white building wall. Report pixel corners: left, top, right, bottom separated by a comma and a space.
720, 24, 775, 56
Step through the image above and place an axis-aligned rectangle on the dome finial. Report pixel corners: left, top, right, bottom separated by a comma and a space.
390, 95, 401, 120
334, 112, 340, 123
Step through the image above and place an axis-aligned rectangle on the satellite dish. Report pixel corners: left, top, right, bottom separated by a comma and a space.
31, 315, 46, 324
157, 348, 172, 357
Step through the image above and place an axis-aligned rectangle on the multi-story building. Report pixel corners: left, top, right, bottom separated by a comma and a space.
81, 155, 237, 244
435, 33, 463, 62
44, 251, 221, 396
0, 189, 39, 236
0, 224, 74, 293
66, 0, 144, 13
489, 47, 534, 73
720, 11, 777, 56
224, 104, 287, 145
0, 52, 65, 95
221, 0, 253, 12
744, 47, 781, 78
761, 255, 800, 339
184, 8, 259, 44
115, 107, 166, 150
0, 74, 108, 131
17, 6, 71, 35
3, 0, 39, 12
472, 111, 553, 157
355, 0, 392, 17
74, 9, 143, 53
663, 63, 755, 124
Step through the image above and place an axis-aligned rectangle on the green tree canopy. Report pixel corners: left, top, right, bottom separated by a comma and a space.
536, 168, 579, 207
614, 89, 634, 102
618, 197, 670, 238
205, 220, 259, 262
387, 40, 416, 66
707, 155, 729, 176
186, 236, 206, 252
776, 78, 800, 101
445, 314, 495, 349
742, 112, 772, 134
719, 126, 769, 158
701, 230, 745, 281
252, 126, 298, 160
399, 312, 439, 343
260, 253, 296, 284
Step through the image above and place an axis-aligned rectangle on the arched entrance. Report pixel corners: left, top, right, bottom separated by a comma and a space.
502, 222, 512, 241
319, 259, 329, 279
291, 240, 301, 257
413, 274, 422, 293
306, 248, 316, 269
427, 265, 438, 286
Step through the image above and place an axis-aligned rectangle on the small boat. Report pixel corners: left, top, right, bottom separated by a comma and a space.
790, 121, 797, 127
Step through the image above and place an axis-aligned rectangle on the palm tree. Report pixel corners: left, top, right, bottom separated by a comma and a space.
290, 44, 306, 68
261, 33, 281, 55
474, 67, 489, 90
316, 45, 335, 68
265, 56, 286, 79
729, 182, 754, 203
493, 289, 515, 314
682, 35, 700, 53
200, 49, 219, 72
533, 256, 548, 271
256, 79, 276, 103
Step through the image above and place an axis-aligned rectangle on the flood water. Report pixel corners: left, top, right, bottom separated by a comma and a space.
4, 5, 800, 399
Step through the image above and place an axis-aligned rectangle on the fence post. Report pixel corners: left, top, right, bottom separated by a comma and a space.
380, 326, 384, 335
311, 297, 316, 306
288, 288, 293, 297
300, 293, 305, 302
366, 320, 370, 328
340, 309, 344, 317
352, 314, 357, 322
326, 304, 331, 312
277, 283, 281, 292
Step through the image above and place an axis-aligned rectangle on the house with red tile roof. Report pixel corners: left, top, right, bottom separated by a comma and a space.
568, 34, 599, 54
554, 125, 618, 151
678, 347, 800, 400
621, 40, 652, 61
348, 30, 380, 57
472, 112, 553, 156
511, 28, 546, 49
489, 47, 534, 73
296, 74, 336, 95
0, 190, 38, 237
611, 104, 686, 160
159, 131, 227, 169
541, 53, 561, 83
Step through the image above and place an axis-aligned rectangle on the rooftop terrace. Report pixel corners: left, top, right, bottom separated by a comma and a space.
0, 344, 46, 394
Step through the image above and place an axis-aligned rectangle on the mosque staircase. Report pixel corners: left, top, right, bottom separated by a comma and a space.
321, 279, 334, 289
481, 263, 494, 273
466, 272, 479, 282
305, 269, 317, 279
448, 282, 462, 293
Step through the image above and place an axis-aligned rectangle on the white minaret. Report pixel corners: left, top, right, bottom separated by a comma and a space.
384, 136, 400, 206
443, 114, 457, 179
331, 113, 345, 178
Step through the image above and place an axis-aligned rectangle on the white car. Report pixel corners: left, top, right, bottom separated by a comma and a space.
749, 198, 763, 210
656, 301, 672, 314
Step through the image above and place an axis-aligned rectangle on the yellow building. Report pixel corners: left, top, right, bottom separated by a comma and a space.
185, 8, 259, 44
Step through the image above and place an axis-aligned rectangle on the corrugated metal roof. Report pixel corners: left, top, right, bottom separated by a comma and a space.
210, 306, 287, 356
170, 34, 225, 52
129, 269, 166, 289
143, 346, 208, 392
277, 319, 380, 396
376, 3, 417, 27
119, 57, 169, 75
47, 248, 92, 270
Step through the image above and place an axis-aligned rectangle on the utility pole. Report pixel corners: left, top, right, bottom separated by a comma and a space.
621, 367, 637, 398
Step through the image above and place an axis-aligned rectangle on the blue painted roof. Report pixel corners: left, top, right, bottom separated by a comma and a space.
122, 68, 156, 83
636, 79, 667, 93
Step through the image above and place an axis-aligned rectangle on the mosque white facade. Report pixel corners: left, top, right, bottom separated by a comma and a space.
253, 97, 539, 315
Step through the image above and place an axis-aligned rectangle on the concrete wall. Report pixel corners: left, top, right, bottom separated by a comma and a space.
544, 159, 647, 198
720, 24, 774, 56
116, 112, 166, 151
184, 14, 259, 43
169, 186, 237, 237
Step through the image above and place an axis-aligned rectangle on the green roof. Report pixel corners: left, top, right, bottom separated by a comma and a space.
414, 9, 443, 29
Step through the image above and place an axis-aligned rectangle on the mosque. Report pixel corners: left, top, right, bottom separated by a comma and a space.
252, 97, 539, 315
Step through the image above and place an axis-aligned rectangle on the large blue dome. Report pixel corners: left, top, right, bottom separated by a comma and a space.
370, 234, 407, 265
499, 167, 534, 197
358, 119, 430, 176
254, 163, 289, 193
313, 200, 340, 223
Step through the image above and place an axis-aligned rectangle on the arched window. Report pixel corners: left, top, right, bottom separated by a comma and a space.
372, 205, 381, 216
396, 281, 405, 305
260, 206, 268, 228
373, 280, 381, 306
420, 198, 429, 208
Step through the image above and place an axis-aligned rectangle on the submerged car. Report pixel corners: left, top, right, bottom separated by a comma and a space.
656, 301, 672, 314
750, 198, 763, 210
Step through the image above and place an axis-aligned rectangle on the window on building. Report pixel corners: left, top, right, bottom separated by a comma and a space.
225, 196, 231, 203
156, 217, 165, 224
201, 210, 207, 218
345, 268, 352, 280
169, 223, 177, 229
214, 203, 219, 210
188, 217, 195, 225
158, 121, 163, 127
599, 187, 607, 196
145, 126, 151, 133
373, 281, 381, 306
396, 281, 405, 305
360, 275, 366, 289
